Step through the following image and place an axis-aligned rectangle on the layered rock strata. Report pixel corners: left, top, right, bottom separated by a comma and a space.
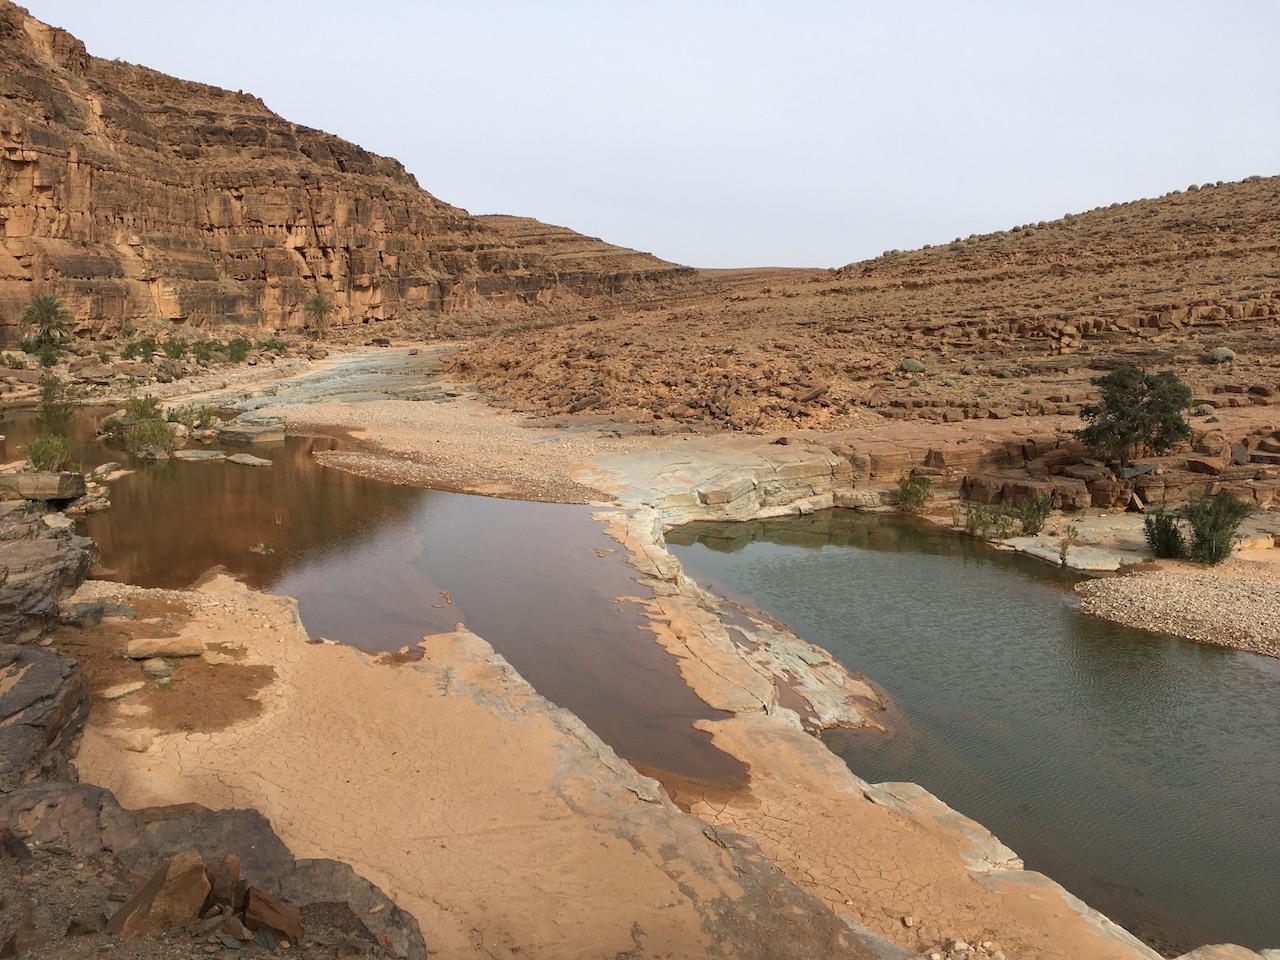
0, 2, 689, 338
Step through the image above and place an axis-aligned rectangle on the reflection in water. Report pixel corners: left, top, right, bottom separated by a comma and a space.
669, 511, 1280, 952
0, 409, 744, 785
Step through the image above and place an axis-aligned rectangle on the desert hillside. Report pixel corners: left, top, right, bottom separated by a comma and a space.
454, 176, 1280, 430
0, 1, 689, 338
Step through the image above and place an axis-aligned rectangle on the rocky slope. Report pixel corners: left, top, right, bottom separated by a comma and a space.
453, 178, 1280, 430
0, 2, 689, 338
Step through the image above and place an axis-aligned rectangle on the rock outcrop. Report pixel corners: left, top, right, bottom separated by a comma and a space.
0, 2, 689, 338
0, 500, 97, 642
1, 782, 426, 957
0, 643, 89, 791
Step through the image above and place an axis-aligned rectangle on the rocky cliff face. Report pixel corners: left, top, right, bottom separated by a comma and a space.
0, 2, 688, 338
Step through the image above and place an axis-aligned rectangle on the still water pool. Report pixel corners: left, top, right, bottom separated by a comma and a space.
0, 408, 744, 785
668, 510, 1280, 951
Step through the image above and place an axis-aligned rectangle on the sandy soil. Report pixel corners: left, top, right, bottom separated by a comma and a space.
72, 577, 887, 960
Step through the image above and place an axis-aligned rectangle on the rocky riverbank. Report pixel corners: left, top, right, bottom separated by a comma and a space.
0, 495, 427, 958
1076, 558, 1280, 658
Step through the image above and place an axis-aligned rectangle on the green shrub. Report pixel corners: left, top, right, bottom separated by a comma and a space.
896, 475, 933, 513
0, 352, 25, 369
124, 395, 163, 422
1180, 493, 1251, 565
121, 335, 158, 362
1207, 346, 1236, 364
225, 336, 252, 362
1143, 511, 1186, 559
302, 293, 332, 337
898, 358, 926, 373
257, 337, 287, 353
1058, 524, 1080, 567
24, 433, 70, 471
162, 337, 188, 359
29, 341, 59, 367
1075, 365, 1192, 466
962, 501, 1017, 539
190, 340, 216, 364
1013, 494, 1052, 535
124, 418, 177, 456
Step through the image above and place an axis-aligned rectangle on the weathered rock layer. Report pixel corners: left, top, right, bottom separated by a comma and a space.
0, 2, 689, 338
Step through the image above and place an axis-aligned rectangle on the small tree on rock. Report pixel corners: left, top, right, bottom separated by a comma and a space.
1075, 366, 1191, 467
302, 293, 333, 338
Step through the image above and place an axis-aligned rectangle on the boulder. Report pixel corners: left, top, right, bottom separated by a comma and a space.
107, 851, 211, 939
0, 646, 90, 792
0, 510, 97, 641
244, 886, 304, 943
0, 471, 86, 501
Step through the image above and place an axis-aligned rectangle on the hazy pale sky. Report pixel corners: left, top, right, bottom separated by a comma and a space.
26, 1, 1280, 268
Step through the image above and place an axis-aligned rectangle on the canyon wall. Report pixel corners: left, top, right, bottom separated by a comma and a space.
0, 2, 689, 339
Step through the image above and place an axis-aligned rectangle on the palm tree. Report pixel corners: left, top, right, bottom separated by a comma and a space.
21, 294, 72, 349
302, 293, 333, 338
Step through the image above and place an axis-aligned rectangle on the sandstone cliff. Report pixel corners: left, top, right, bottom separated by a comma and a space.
0, 2, 689, 338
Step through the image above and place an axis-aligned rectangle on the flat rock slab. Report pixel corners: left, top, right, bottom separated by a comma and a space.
100, 680, 145, 701
220, 424, 285, 444
126, 636, 204, 659
227, 453, 272, 467
173, 449, 226, 462
0, 471, 86, 501
1002, 537, 1128, 571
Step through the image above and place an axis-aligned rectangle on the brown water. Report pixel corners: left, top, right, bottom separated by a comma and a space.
0, 408, 744, 784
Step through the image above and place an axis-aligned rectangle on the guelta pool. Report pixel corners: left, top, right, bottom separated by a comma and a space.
0, 408, 745, 786
666, 510, 1280, 953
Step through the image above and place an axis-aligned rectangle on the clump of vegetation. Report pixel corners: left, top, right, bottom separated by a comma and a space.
124, 395, 163, 421
124, 418, 178, 456
1058, 524, 1080, 567
1012, 494, 1052, 535
1181, 492, 1251, 565
898, 358, 926, 374
24, 433, 71, 472
0, 352, 26, 369
225, 336, 252, 362
20, 294, 72, 359
303, 293, 333, 338
162, 336, 188, 359
962, 501, 1017, 539
166, 403, 219, 429
257, 336, 287, 353
1143, 510, 1187, 559
1206, 346, 1236, 364
896, 475, 933, 513
190, 339, 217, 364
1075, 365, 1191, 467
121, 335, 159, 362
